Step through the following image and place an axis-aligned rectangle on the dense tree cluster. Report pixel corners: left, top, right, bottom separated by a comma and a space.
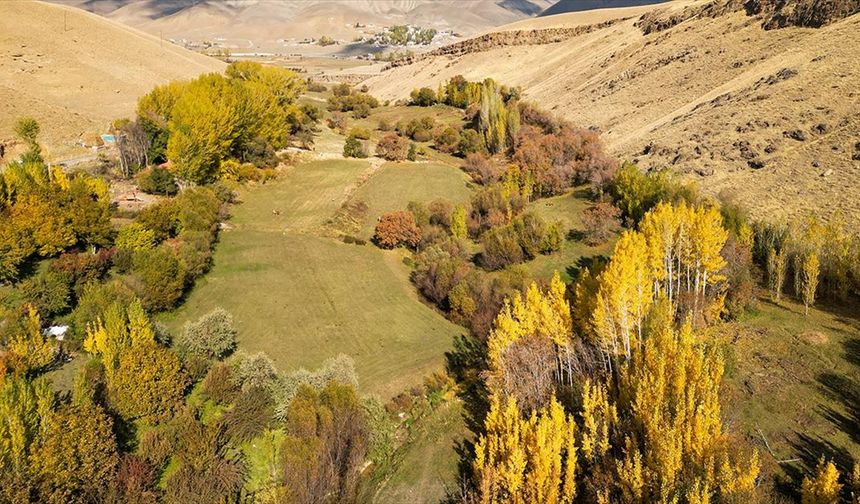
137, 61, 308, 183
0, 156, 111, 283
328, 83, 380, 119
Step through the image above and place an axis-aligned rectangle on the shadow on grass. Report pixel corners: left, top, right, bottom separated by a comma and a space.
779, 327, 860, 499
564, 254, 609, 282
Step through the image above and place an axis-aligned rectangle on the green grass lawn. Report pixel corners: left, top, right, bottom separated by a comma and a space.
363, 399, 468, 504
520, 188, 614, 282
351, 161, 473, 239
712, 294, 860, 491
161, 158, 465, 398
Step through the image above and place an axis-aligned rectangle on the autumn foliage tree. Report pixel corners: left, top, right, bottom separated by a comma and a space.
84, 299, 188, 421
373, 211, 421, 249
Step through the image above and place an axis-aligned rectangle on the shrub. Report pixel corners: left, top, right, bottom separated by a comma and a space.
220, 386, 273, 443
462, 153, 499, 184
540, 221, 564, 253
343, 136, 369, 158
219, 159, 262, 182
135, 167, 178, 196
513, 213, 547, 259
347, 127, 371, 140
49, 250, 113, 300
70, 280, 135, 339
136, 199, 179, 242
410, 87, 437, 106
132, 247, 186, 311
375, 134, 409, 161
482, 225, 524, 270
459, 128, 486, 156
434, 126, 460, 154
332, 83, 351, 97
234, 352, 278, 391
582, 202, 621, 245
609, 162, 697, 224
20, 269, 72, 317
201, 361, 239, 404
179, 308, 237, 360
327, 111, 348, 133
373, 211, 421, 249
109, 341, 189, 422
377, 118, 393, 131
306, 80, 327, 92
317, 35, 336, 46
116, 223, 156, 251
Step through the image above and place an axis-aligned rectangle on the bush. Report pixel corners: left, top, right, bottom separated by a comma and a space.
582, 202, 621, 245
220, 386, 273, 443
377, 118, 393, 131
609, 162, 697, 224
116, 223, 156, 251
407, 142, 418, 161
397, 116, 435, 141
373, 211, 421, 249
462, 153, 499, 184
458, 128, 486, 156
234, 352, 278, 391
132, 247, 186, 311
347, 127, 371, 140
327, 111, 348, 133
20, 269, 72, 317
343, 136, 369, 158
179, 308, 237, 360
135, 167, 178, 196
410, 87, 437, 106
306, 80, 327, 92
375, 134, 409, 161
482, 225, 524, 270
513, 213, 547, 259
136, 199, 179, 242
434, 127, 460, 154
201, 361, 239, 404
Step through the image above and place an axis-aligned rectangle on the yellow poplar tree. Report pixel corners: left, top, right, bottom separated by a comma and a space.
474, 394, 578, 504
591, 230, 650, 363
6, 306, 56, 376
801, 252, 820, 315
802, 458, 842, 504
486, 273, 572, 397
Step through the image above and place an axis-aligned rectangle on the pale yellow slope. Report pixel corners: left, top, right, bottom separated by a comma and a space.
0, 1, 225, 160
364, 2, 860, 221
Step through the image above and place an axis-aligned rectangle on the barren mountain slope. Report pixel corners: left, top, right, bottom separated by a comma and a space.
0, 1, 224, 160
67, 0, 556, 46
364, 1, 860, 221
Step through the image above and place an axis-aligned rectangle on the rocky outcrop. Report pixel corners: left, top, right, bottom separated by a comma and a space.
745, 0, 860, 28
635, 0, 859, 34
383, 19, 623, 69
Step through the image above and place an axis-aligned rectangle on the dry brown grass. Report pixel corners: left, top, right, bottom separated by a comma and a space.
0, 1, 224, 161
365, 1, 860, 222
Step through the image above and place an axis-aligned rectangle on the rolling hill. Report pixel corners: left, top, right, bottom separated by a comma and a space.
364, 0, 860, 222
63, 0, 557, 52
0, 1, 224, 161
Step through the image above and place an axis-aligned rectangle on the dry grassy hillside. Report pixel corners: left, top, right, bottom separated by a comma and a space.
365, 1, 860, 222
0, 1, 224, 161
66, 0, 555, 50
